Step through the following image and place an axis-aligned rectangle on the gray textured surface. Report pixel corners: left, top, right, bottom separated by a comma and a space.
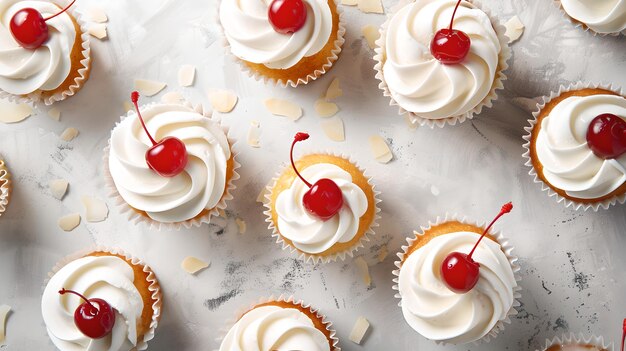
0, 0, 625, 350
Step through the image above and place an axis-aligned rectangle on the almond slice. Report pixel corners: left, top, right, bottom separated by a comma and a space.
264, 98, 302, 121
257, 186, 269, 204
208, 89, 238, 113
504, 16, 524, 43
60, 128, 79, 142
85, 7, 107, 23
354, 256, 371, 287
181, 256, 209, 275
178, 65, 196, 87
362, 25, 380, 49
161, 91, 185, 104
349, 317, 370, 344
0, 99, 32, 124
247, 120, 261, 148
58, 213, 80, 232
325, 78, 342, 101
358, 0, 383, 14
88, 23, 107, 39
321, 116, 345, 142
342, 0, 358, 5
48, 107, 61, 121
0, 305, 9, 345
81, 196, 108, 222
134, 79, 167, 97
314, 99, 339, 118
235, 218, 246, 234
49, 179, 69, 200
378, 244, 388, 262
368, 135, 393, 163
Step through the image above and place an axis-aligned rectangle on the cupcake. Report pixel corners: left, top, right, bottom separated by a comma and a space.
0, 159, 10, 217
374, 0, 510, 127
218, 296, 339, 351
104, 91, 240, 230
539, 333, 614, 351
42, 248, 161, 351
0, 0, 91, 105
558, 0, 626, 36
393, 204, 520, 344
218, 0, 345, 87
523, 82, 626, 211
265, 132, 379, 263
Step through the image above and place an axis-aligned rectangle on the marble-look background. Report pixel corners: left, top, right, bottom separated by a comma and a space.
0, 0, 624, 350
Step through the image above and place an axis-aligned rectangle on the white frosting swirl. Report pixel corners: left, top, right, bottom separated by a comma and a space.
0, 0, 76, 95
108, 104, 231, 223
398, 231, 516, 344
561, 0, 626, 34
42, 256, 144, 351
219, 305, 330, 351
275, 163, 368, 254
383, 0, 501, 119
536, 94, 626, 199
219, 0, 332, 69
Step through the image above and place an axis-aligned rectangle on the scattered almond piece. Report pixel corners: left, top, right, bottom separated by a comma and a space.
368, 135, 393, 163
134, 79, 167, 97
49, 179, 69, 200
504, 16, 524, 43
321, 116, 345, 142
235, 218, 246, 234
247, 120, 261, 148
58, 213, 80, 232
123, 101, 134, 112
257, 186, 269, 204
48, 107, 61, 121
81, 196, 108, 223
88, 23, 107, 39
377, 244, 388, 262
358, 0, 383, 14
264, 98, 302, 121
342, 0, 358, 5
181, 256, 209, 275
178, 65, 196, 87
362, 25, 380, 49
85, 7, 108, 23
0, 305, 9, 345
161, 91, 185, 104
354, 256, 371, 287
208, 89, 238, 113
0, 99, 32, 124
60, 128, 79, 142
314, 99, 339, 118
325, 78, 342, 101
349, 317, 370, 344
218, 208, 226, 218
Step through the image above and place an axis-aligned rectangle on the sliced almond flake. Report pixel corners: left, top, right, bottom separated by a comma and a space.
257, 186, 269, 204
134, 79, 167, 97
178, 65, 196, 87
85, 7, 108, 23
362, 25, 380, 49
358, 0, 383, 14
48, 107, 61, 121
81, 196, 108, 222
60, 128, 79, 142
314, 99, 339, 118
349, 317, 370, 344
88, 23, 107, 39
161, 91, 185, 104
0, 99, 32, 124
247, 121, 261, 148
264, 98, 302, 121
377, 244, 388, 262
0, 305, 9, 345
504, 16, 524, 43
324, 78, 342, 101
123, 101, 134, 112
321, 116, 345, 142
354, 256, 371, 287
342, 0, 358, 5
181, 256, 209, 275
208, 89, 238, 113
49, 179, 69, 200
58, 213, 80, 232
368, 135, 393, 163
218, 208, 226, 218
235, 218, 246, 234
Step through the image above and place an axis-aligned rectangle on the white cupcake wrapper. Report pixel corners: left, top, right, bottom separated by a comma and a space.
0, 159, 11, 217
521, 81, 626, 212
539, 333, 614, 351
103, 98, 241, 231
373, 0, 511, 128
43, 245, 162, 351
263, 151, 381, 264
553, 1, 626, 37
0, 6, 91, 105
392, 213, 522, 345
215, 295, 341, 351
217, 0, 346, 88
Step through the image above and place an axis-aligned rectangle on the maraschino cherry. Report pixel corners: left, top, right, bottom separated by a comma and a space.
10, 0, 76, 50
586, 113, 626, 160
131, 91, 188, 177
58, 288, 115, 339
430, 0, 471, 64
268, 0, 307, 34
440, 202, 513, 294
290, 132, 344, 220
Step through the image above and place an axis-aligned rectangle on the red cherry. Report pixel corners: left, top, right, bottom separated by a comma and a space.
9, 0, 76, 50
440, 202, 513, 294
131, 91, 188, 177
290, 132, 344, 221
268, 0, 307, 34
58, 288, 115, 339
430, 0, 471, 64
586, 113, 626, 160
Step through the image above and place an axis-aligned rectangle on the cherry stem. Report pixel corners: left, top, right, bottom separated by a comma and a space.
58, 288, 97, 312
467, 202, 513, 259
621, 318, 625, 351
290, 132, 312, 188
449, 0, 462, 31
131, 91, 157, 146
43, 0, 77, 22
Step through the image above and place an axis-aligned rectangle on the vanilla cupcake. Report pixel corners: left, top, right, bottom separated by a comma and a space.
558, 0, 626, 35
374, 0, 510, 127
218, 0, 345, 87
539, 333, 614, 351
0, 0, 91, 105
0, 159, 10, 217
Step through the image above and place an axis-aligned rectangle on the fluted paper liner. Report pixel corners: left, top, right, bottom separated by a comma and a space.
392, 214, 522, 344
538, 333, 614, 351
263, 151, 381, 264
522, 81, 626, 211
373, 0, 511, 128
217, 0, 346, 88
103, 99, 241, 230
215, 295, 340, 351
0, 159, 10, 217
553, 0, 625, 37
43, 246, 162, 351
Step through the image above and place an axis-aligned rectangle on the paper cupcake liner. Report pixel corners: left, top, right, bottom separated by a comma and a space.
215, 295, 341, 351
0, 159, 11, 217
373, 0, 511, 128
0, 6, 91, 105
392, 213, 522, 344
263, 151, 381, 264
103, 98, 241, 231
553, 1, 626, 37
43, 245, 162, 351
522, 81, 626, 211
538, 333, 614, 351
217, 0, 346, 88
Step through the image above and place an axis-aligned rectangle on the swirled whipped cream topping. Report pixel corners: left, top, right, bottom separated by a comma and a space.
219, 305, 330, 351
42, 255, 144, 351
109, 104, 231, 223
561, 0, 626, 34
275, 163, 368, 254
398, 231, 516, 344
383, 0, 501, 119
219, 0, 332, 69
536, 94, 626, 199
0, 0, 77, 95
